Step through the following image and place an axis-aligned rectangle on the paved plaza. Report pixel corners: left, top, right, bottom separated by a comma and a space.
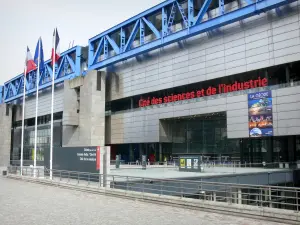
0, 177, 288, 225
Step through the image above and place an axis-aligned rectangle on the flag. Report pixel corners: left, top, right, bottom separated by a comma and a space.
25, 47, 37, 74
34, 37, 45, 74
51, 28, 60, 64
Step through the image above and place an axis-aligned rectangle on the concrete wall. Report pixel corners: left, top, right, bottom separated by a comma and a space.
63, 70, 106, 147
107, 1, 300, 102
0, 104, 12, 166
107, 85, 300, 144
14, 86, 64, 121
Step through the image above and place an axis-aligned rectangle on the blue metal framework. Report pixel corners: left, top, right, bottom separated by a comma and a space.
3, 46, 81, 103
88, 0, 296, 71
0, 86, 3, 104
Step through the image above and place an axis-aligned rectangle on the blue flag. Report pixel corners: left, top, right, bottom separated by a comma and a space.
34, 37, 45, 74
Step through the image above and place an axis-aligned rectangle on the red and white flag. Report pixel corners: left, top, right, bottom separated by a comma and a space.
25, 46, 37, 74
51, 28, 60, 64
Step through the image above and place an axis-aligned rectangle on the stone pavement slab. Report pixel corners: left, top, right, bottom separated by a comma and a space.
0, 177, 287, 225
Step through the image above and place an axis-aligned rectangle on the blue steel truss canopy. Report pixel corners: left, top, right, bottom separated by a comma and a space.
3, 46, 82, 103
88, 0, 297, 71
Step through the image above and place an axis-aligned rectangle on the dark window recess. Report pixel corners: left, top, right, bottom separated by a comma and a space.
6, 104, 9, 116
97, 73, 101, 91
288, 61, 300, 83
111, 98, 131, 112
13, 112, 63, 128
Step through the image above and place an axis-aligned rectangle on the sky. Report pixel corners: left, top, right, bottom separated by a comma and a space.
0, 0, 163, 85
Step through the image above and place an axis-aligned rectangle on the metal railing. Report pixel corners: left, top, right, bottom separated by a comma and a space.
6, 166, 300, 215
110, 160, 299, 172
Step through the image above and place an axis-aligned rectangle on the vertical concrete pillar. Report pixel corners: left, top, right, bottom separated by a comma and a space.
286, 65, 290, 83
139, 144, 143, 162
145, 143, 148, 157
159, 143, 162, 162
238, 189, 242, 204
0, 104, 12, 168
130, 98, 133, 109
232, 189, 237, 204
288, 136, 295, 163
213, 192, 216, 201
129, 144, 134, 162
255, 194, 259, 205
62, 79, 80, 146
63, 70, 106, 147
269, 187, 273, 208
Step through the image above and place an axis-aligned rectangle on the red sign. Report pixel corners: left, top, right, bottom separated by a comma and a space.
139, 77, 268, 107
96, 146, 100, 170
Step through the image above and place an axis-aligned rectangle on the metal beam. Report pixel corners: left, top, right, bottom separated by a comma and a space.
188, 0, 194, 26
4, 46, 81, 103
140, 19, 145, 46
0, 86, 3, 104
162, 7, 168, 37
142, 17, 161, 39
195, 0, 213, 25
124, 20, 140, 51
167, 3, 177, 34
120, 28, 126, 53
92, 38, 104, 64
104, 37, 109, 59
106, 35, 120, 54
89, 0, 296, 71
219, 0, 225, 15
176, 1, 188, 28
89, 0, 176, 43
244, 0, 253, 4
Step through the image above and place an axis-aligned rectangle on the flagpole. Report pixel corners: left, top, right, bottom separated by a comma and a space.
34, 38, 41, 175
20, 64, 27, 176
50, 29, 56, 179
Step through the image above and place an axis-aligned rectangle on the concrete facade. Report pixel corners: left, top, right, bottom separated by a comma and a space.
63, 70, 106, 147
14, 86, 64, 122
0, 104, 12, 166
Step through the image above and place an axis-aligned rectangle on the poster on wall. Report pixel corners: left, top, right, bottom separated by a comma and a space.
178, 155, 201, 172
248, 90, 273, 137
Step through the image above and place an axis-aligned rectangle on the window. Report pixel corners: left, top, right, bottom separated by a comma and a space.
5, 104, 9, 116
97, 73, 101, 91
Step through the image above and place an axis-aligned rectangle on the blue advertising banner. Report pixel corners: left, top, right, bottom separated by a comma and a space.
248, 91, 273, 137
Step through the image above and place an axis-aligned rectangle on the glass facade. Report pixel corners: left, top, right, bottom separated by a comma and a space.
10, 112, 63, 166
107, 109, 300, 163
160, 113, 240, 161
159, 114, 300, 164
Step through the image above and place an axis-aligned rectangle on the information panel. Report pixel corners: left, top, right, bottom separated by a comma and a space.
179, 155, 201, 172
44, 146, 100, 173
248, 91, 273, 137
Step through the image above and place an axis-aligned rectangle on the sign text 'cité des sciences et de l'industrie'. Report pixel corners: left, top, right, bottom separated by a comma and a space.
139, 77, 268, 107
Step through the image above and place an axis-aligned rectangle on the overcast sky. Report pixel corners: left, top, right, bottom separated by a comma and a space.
0, 0, 163, 85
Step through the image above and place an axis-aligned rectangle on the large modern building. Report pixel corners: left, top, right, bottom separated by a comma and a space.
0, 0, 300, 167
